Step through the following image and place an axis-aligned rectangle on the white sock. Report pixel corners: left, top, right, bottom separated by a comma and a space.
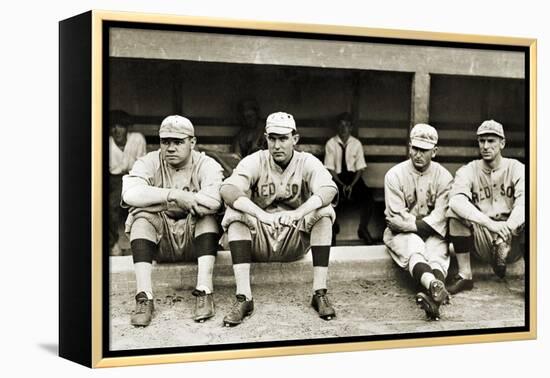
456, 253, 473, 279
233, 263, 252, 300
313, 266, 328, 293
196, 255, 215, 294
134, 262, 153, 299
420, 272, 436, 291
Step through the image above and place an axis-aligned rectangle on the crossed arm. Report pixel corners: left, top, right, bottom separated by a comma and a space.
220, 183, 336, 231
122, 179, 221, 217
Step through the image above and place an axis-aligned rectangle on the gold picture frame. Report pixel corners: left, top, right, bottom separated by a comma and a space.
59, 10, 537, 368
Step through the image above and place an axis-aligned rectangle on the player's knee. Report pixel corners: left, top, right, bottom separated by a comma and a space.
306, 206, 335, 233
310, 216, 332, 246
449, 218, 471, 237
129, 217, 159, 243
399, 233, 425, 253
195, 214, 220, 236
227, 221, 252, 241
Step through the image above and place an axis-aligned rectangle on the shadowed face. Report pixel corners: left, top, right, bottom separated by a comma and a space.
478, 134, 505, 162
337, 119, 352, 142
242, 108, 259, 129
409, 144, 437, 172
160, 137, 196, 168
266, 132, 299, 166
111, 123, 128, 146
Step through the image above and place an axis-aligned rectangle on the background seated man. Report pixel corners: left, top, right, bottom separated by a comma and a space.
232, 99, 266, 159
383, 124, 453, 321
324, 112, 375, 244
219, 111, 338, 327
121, 115, 224, 327
447, 120, 525, 294
109, 110, 146, 255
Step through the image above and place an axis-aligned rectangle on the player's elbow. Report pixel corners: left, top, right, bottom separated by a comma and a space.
220, 184, 245, 207
316, 186, 338, 207
449, 195, 467, 213
195, 193, 222, 211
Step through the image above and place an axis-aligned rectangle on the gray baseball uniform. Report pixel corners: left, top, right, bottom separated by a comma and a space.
448, 157, 525, 262
221, 149, 337, 261
384, 160, 453, 273
122, 149, 224, 262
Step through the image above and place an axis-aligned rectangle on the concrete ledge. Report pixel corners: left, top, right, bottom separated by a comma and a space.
110, 246, 525, 294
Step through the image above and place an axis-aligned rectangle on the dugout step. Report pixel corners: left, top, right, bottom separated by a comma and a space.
110, 246, 525, 294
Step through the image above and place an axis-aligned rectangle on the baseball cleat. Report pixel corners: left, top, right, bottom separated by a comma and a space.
492, 241, 511, 279
223, 294, 254, 327
311, 289, 336, 320
192, 289, 215, 323
415, 292, 440, 321
131, 292, 154, 327
446, 274, 474, 295
429, 279, 450, 305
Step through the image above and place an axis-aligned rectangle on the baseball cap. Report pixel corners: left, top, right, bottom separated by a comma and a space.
159, 115, 195, 139
265, 112, 296, 135
477, 120, 505, 139
410, 123, 438, 149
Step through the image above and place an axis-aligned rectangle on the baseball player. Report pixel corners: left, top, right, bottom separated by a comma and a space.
447, 120, 525, 294
109, 110, 146, 255
121, 115, 224, 327
219, 111, 338, 326
383, 124, 453, 320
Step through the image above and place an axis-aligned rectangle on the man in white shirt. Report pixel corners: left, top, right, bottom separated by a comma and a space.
324, 113, 375, 244
109, 110, 147, 255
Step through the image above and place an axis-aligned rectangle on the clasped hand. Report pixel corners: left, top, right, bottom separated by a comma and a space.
258, 209, 302, 233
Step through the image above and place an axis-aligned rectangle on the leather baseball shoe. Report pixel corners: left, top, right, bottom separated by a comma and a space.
429, 279, 450, 305
223, 295, 254, 327
311, 289, 336, 320
130, 292, 154, 327
192, 289, 215, 323
446, 274, 474, 294
415, 292, 441, 321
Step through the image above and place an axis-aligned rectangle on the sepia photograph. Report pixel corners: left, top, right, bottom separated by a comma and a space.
98, 15, 532, 361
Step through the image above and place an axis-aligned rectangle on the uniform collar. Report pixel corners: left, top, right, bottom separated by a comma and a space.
269, 150, 297, 173
408, 159, 433, 175
480, 157, 505, 173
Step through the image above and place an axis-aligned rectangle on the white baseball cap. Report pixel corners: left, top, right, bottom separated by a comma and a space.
265, 112, 296, 135
410, 123, 438, 149
159, 115, 195, 138
477, 120, 505, 139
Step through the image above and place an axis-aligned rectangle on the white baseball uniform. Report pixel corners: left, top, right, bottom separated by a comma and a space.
122, 149, 224, 262
383, 160, 453, 273
221, 150, 337, 262
448, 157, 525, 262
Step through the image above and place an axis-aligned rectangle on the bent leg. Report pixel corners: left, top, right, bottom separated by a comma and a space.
194, 215, 220, 294
449, 217, 475, 280
227, 221, 253, 300
384, 230, 437, 291
424, 235, 450, 280
129, 217, 160, 299
310, 216, 332, 292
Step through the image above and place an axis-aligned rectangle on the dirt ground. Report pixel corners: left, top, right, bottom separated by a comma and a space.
109, 276, 525, 351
